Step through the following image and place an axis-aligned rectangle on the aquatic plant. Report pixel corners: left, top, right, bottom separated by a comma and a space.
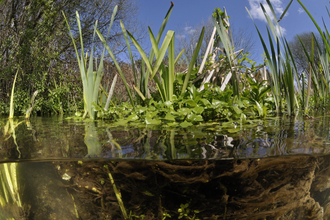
127, 27, 204, 103
25, 90, 39, 120
212, 8, 240, 98
297, 0, 330, 109
104, 165, 129, 219
246, 0, 298, 116
0, 163, 24, 218
95, 13, 136, 111
63, 6, 123, 119
8, 69, 19, 119
121, 3, 174, 103
117, 2, 204, 103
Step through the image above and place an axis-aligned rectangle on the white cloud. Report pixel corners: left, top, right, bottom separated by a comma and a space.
247, 0, 285, 22
176, 34, 186, 40
247, 0, 287, 35
298, 7, 304, 14
276, 26, 286, 35
184, 26, 196, 35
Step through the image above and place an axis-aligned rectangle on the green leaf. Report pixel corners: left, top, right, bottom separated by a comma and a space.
180, 121, 193, 128
255, 101, 264, 117
164, 113, 176, 121
232, 104, 242, 115
9, 69, 19, 119
193, 106, 204, 114
114, 119, 129, 126
145, 117, 162, 125
127, 114, 139, 121
181, 27, 205, 94
227, 128, 240, 133
199, 99, 211, 106
184, 99, 197, 107
177, 108, 192, 116
187, 114, 203, 122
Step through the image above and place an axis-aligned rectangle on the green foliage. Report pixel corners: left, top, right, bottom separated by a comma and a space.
86, 81, 275, 128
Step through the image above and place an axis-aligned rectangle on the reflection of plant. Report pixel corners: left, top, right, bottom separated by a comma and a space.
4, 119, 24, 158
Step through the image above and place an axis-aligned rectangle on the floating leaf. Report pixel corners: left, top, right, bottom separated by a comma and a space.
232, 104, 242, 114
227, 128, 241, 133
164, 112, 176, 121
180, 121, 193, 128
184, 99, 197, 107
114, 119, 129, 126
193, 106, 204, 114
221, 121, 235, 127
199, 99, 211, 106
177, 108, 192, 116
145, 117, 162, 125
187, 114, 203, 122
127, 114, 139, 121
166, 122, 179, 127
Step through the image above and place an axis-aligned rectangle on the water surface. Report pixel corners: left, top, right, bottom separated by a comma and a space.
1, 114, 330, 219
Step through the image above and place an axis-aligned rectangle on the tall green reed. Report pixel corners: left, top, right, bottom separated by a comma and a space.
63, 6, 122, 119
123, 3, 175, 102
246, 0, 298, 116
126, 23, 204, 102
297, 1, 330, 108
212, 8, 240, 97
8, 69, 19, 119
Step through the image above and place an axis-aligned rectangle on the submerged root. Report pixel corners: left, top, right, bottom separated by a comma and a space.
56, 156, 329, 219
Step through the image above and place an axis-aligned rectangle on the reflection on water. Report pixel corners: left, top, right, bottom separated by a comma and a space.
1, 115, 330, 218
0, 115, 330, 162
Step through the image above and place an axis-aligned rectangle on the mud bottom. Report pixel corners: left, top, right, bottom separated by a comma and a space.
51, 155, 330, 220
19, 162, 78, 220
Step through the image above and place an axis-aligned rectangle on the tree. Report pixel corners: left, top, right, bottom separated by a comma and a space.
288, 32, 322, 74
0, 0, 144, 114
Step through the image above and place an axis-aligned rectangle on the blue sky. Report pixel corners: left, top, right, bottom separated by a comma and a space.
137, 0, 330, 64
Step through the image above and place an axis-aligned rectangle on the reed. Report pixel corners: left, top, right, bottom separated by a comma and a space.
8, 69, 19, 119
25, 90, 38, 120
63, 6, 120, 119
246, 0, 298, 116
212, 8, 240, 97
127, 25, 204, 102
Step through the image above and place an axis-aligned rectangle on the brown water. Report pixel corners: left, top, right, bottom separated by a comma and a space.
0, 114, 330, 219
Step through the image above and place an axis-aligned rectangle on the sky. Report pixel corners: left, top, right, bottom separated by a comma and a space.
137, 0, 330, 64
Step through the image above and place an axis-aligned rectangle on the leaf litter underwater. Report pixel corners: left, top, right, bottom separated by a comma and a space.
0, 115, 330, 219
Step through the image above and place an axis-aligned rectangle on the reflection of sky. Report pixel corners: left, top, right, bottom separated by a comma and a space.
138, 0, 330, 64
